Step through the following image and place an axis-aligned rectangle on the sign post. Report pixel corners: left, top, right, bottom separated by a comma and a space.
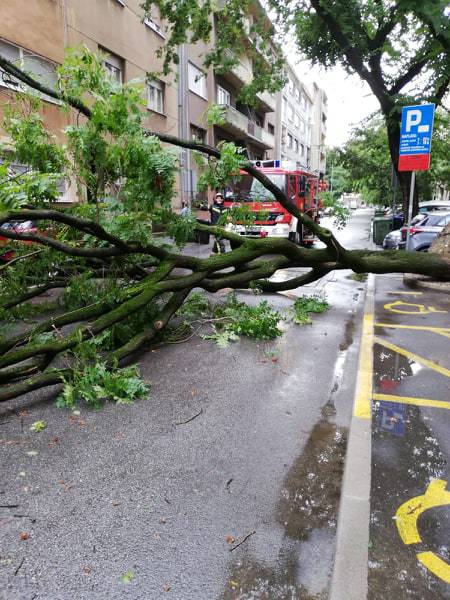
398, 103, 435, 250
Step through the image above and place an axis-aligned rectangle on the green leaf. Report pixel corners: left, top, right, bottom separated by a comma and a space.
30, 420, 46, 432
120, 569, 135, 584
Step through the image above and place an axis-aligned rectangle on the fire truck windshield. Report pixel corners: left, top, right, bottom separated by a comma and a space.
228, 174, 286, 202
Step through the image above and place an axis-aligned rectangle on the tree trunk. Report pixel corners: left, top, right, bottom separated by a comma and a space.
385, 112, 419, 216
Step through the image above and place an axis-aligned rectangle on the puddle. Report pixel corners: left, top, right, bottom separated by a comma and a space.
220, 551, 325, 600
222, 420, 348, 599
339, 314, 356, 351
373, 343, 414, 391
277, 421, 347, 541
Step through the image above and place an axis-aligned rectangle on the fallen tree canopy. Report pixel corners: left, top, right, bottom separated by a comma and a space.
0, 49, 449, 404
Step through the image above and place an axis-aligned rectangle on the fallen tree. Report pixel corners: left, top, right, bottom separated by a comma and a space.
0, 49, 449, 404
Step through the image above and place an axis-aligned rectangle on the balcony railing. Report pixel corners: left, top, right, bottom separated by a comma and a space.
219, 105, 274, 149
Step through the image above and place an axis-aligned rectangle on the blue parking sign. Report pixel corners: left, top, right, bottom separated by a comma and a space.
399, 104, 435, 171
378, 401, 406, 436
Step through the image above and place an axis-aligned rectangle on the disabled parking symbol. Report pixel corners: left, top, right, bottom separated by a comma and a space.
395, 479, 450, 583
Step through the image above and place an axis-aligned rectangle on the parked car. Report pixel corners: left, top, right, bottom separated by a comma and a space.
382, 214, 425, 249
384, 200, 450, 227
418, 200, 450, 214
0, 220, 38, 262
398, 210, 450, 251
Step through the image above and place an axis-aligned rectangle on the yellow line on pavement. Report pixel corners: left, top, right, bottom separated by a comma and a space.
375, 323, 450, 338
373, 393, 450, 411
375, 323, 450, 332
386, 291, 423, 295
373, 336, 450, 378
354, 312, 374, 419
417, 552, 450, 584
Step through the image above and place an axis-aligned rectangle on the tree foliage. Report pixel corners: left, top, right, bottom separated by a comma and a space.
0, 43, 449, 405
331, 112, 450, 205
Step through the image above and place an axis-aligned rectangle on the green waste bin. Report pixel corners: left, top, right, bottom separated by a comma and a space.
372, 216, 393, 245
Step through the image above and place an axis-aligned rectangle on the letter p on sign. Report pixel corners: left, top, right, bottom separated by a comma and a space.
406, 109, 422, 132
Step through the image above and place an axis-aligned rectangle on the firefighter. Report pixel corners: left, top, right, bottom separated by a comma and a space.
209, 192, 228, 253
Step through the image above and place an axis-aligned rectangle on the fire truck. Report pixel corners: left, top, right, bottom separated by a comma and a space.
224, 160, 326, 245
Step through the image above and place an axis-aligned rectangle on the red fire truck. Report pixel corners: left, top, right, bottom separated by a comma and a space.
224, 160, 325, 245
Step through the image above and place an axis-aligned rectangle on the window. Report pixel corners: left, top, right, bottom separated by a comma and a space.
188, 62, 207, 98
0, 39, 58, 96
144, 6, 165, 37
300, 143, 305, 156
217, 85, 230, 106
191, 125, 206, 143
103, 51, 123, 84
282, 96, 288, 122
294, 113, 300, 128
147, 79, 164, 113
288, 77, 295, 94
268, 123, 275, 135
295, 139, 299, 154
288, 103, 294, 122
287, 134, 293, 149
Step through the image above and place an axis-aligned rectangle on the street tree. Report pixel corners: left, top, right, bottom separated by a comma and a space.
334, 113, 450, 206
0, 46, 449, 405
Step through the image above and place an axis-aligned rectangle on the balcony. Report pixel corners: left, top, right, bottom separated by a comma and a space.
219, 105, 274, 149
256, 89, 276, 112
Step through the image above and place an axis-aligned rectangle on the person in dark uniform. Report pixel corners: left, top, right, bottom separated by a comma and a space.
209, 192, 228, 253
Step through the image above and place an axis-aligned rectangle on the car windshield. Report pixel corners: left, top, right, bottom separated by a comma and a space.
429, 213, 450, 226
230, 174, 287, 202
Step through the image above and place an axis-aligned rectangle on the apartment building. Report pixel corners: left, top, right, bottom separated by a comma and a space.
275, 63, 314, 170
0, 0, 178, 203
178, 1, 278, 204
0, 0, 325, 206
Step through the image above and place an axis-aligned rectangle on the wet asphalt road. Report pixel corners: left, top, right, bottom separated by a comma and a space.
1, 210, 372, 600
368, 276, 450, 599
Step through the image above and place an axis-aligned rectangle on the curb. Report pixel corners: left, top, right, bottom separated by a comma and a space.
329, 274, 375, 600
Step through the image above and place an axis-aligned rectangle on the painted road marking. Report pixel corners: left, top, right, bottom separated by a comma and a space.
353, 312, 373, 419
386, 291, 423, 296
373, 336, 450, 378
373, 393, 450, 411
416, 552, 450, 585
375, 323, 450, 340
395, 479, 450, 584
384, 300, 448, 315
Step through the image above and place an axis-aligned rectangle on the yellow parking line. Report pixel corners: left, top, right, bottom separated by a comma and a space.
354, 312, 373, 419
417, 552, 450, 584
386, 291, 423, 295
373, 393, 450, 411
375, 323, 450, 332
375, 323, 450, 339
374, 336, 450, 378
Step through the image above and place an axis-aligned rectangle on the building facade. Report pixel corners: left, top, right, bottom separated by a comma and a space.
0, 0, 178, 203
309, 82, 328, 175
0, 0, 326, 206
275, 63, 313, 171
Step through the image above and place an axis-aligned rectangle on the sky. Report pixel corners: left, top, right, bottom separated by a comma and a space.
294, 61, 381, 148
